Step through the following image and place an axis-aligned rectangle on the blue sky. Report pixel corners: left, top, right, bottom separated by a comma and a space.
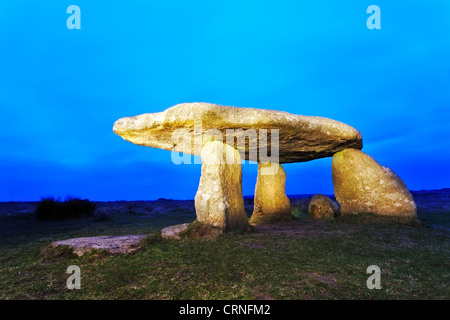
0, 1, 449, 201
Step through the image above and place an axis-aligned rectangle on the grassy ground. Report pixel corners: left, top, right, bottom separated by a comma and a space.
0, 202, 448, 300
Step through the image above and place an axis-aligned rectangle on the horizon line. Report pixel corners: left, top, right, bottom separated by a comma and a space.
1, 188, 448, 203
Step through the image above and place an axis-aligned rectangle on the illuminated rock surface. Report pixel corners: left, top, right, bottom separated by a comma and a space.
194, 141, 249, 231
308, 194, 340, 219
161, 223, 190, 240
113, 103, 366, 229
250, 163, 293, 223
51, 235, 147, 256
332, 149, 417, 217
113, 102, 363, 163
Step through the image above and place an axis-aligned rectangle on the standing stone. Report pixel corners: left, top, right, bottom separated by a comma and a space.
250, 162, 293, 224
332, 149, 417, 217
195, 141, 249, 232
308, 194, 340, 220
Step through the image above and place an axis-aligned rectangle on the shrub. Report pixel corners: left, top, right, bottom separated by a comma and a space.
290, 197, 312, 218
35, 196, 96, 221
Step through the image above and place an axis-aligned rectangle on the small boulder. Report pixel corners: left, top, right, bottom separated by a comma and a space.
332, 149, 417, 217
308, 194, 340, 219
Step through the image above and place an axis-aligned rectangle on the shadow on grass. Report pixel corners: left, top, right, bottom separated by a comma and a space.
331, 212, 422, 226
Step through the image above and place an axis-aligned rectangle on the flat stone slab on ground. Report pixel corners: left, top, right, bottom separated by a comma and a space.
52, 235, 148, 256
161, 223, 191, 239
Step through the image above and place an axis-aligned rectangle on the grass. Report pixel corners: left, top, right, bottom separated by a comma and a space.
0, 205, 448, 300
333, 212, 422, 226
178, 221, 223, 240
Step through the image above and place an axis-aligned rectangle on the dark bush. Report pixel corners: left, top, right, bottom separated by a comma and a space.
35, 196, 96, 221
